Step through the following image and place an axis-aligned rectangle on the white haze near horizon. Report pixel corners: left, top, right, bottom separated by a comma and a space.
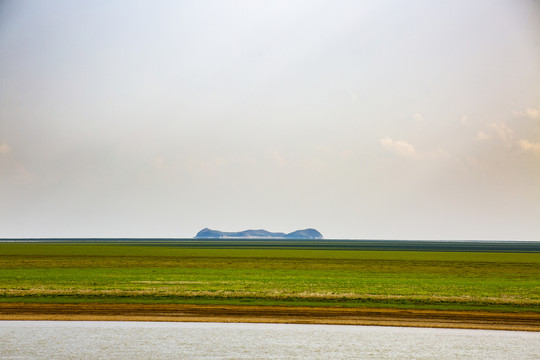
0, 0, 539, 240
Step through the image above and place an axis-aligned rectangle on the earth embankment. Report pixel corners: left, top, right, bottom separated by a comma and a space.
1, 303, 538, 332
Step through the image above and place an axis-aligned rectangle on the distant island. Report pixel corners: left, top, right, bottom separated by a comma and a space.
195, 228, 323, 239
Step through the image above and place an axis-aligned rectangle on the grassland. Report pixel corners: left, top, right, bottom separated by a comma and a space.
0, 242, 539, 313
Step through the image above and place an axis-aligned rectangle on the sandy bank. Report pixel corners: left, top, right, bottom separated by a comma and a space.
0, 303, 538, 331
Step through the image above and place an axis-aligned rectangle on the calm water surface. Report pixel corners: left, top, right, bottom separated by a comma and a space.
1, 321, 539, 359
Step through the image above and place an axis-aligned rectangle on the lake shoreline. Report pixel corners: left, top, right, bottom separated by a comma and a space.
0, 303, 538, 331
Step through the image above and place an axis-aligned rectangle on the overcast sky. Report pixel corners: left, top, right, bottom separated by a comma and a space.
1, 0, 539, 240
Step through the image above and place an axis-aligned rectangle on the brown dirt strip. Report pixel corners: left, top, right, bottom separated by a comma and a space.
0, 303, 539, 331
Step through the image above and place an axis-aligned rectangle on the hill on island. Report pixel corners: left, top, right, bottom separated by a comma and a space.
195, 228, 323, 239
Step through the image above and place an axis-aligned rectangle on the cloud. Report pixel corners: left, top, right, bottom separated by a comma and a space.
380, 137, 416, 157
488, 123, 514, 147
266, 150, 287, 166
0, 143, 12, 155
427, 148, 450, 159
513, 107, 539, 119
478, 123, 540, 155
412, 113, 424, 122
526, 108, 539, 119
153, 157, 167, 170
519, 139, 540, 155
476, 131, 490, 141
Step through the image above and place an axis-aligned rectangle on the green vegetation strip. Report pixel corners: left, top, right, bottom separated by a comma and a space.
0, 243, 539, 312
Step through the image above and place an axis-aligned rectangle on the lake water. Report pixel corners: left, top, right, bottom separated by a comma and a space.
1, 321, 539, 359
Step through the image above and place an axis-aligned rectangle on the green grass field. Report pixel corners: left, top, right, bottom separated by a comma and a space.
0, 242, 539, 312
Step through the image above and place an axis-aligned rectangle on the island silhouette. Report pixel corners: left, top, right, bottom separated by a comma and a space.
195, 228, 323, 239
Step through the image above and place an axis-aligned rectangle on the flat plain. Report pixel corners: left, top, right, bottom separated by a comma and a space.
1, 240, 539, 313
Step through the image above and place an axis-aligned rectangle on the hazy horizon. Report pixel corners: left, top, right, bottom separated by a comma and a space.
1, 1, 539, 240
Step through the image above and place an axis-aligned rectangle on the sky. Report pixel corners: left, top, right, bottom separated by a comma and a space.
1, 0, 539, 240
